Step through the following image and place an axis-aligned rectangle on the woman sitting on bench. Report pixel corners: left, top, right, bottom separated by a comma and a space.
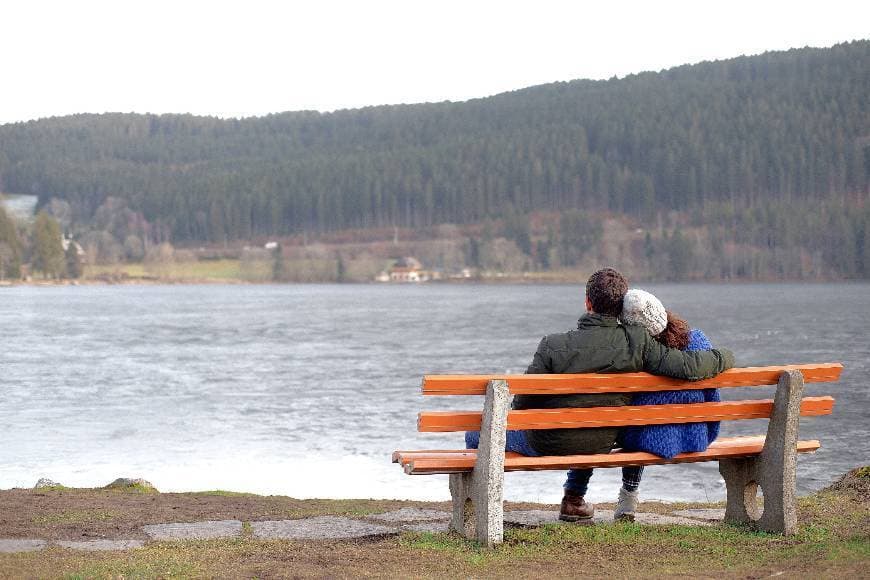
612, 289, 721, 521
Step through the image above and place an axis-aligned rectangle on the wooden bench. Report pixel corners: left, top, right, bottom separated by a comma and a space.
393, 363, 841, 546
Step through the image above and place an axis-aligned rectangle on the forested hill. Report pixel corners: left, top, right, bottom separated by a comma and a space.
0, 41, 867, 245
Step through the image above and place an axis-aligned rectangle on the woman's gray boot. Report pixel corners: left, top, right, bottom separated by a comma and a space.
614, 488, 639, 522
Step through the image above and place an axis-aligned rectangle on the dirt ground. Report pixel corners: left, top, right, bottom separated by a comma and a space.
0, 489, 432, 541
0, 487, 598, 542
0, 470, 866, 579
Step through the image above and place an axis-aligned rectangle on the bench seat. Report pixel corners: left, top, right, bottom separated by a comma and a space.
394, 435, 821, 474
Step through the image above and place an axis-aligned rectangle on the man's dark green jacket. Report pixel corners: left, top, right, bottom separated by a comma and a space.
512, 313, 735, 456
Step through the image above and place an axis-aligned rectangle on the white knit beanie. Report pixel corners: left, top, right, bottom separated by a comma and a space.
621, 289, 667, 336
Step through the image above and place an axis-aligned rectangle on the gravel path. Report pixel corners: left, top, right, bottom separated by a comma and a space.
0, 508, 723, 553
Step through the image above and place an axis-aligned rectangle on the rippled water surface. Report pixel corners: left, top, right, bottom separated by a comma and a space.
1, 283, 867, 503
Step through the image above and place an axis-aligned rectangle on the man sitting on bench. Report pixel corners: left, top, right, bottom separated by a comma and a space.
466, 267, 735, 523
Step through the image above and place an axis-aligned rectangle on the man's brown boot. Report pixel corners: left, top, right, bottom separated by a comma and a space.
559, 490, 594, 522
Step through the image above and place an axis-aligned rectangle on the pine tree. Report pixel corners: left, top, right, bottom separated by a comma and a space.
65, 238, 82, 279
271, 243, 284, 282
0, 206, 22, 280
467, 237, 481, 269
32, 212, 65, 278
559, 210, 602, 266
503, 210, 532, 256
644, 232, 655, 262
666, 228, 694, 281
336, 252, 346, 282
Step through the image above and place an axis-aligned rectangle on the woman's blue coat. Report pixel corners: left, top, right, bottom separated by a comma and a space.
620, 329, 721, 459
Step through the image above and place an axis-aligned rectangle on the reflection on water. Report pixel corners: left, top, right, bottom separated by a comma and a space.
1, 282, 867, 503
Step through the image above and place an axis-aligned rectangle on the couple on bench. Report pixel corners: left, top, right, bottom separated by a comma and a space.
465, 267, 735, 522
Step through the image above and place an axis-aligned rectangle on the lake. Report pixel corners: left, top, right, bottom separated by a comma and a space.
1, 282, 867, 504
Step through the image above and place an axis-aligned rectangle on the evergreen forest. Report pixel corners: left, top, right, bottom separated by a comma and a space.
0, 41, 868, 280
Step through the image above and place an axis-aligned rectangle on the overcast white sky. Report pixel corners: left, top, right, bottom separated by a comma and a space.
1, 0, 866, 125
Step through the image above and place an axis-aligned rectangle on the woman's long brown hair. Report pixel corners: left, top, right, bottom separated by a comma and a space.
655, 310, 690, 350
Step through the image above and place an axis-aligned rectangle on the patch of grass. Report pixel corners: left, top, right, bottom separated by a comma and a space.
84, 259, 253, 282
829, 536, 870, 561
84, 263, 148, 278
33, 485, 71, 492
241, 521, 253, 538
503, 520, 649, 551
799, 523, 833, 543
104, 483, 158, 494
798, 491, 868, 535
156, 259, 255, 281
32, 510, 119, 525
187, 489, 261, 498
62, 545, 200, 579
400, 520, 820, 573
400, 531, 479, 553
399, 532, 492, 567
276, 498, 394, 519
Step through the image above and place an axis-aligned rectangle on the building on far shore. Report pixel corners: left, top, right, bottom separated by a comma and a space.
377, 257, 440, 283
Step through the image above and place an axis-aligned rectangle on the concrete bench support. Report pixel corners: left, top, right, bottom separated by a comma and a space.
719, 370, 804, 535
449, 379, 509, 546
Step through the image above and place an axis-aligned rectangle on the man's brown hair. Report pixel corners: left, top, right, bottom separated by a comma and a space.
585, 267, 628, 317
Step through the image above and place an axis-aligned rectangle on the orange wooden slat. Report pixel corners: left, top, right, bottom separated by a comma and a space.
393, 450, 483, 466
421, 363, 842, 395
417, 396, 834, 432
391, 450, 468, 463
396, 435, 769, 464
396, 436, 777, 467
400, 436, 821, 474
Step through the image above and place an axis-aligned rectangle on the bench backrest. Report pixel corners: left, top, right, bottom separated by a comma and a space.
422, 363, 842, 395
417, 363, 841, 433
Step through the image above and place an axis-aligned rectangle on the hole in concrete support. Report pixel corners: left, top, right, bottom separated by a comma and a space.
743, 481, 761, 521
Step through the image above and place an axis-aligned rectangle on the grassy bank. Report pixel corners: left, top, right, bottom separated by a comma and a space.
80, 261, 595, 285
83, 260, 268, 283
1, 469, 867, 578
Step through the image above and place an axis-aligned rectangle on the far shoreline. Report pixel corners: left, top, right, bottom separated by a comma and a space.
3, 275, 870, 288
